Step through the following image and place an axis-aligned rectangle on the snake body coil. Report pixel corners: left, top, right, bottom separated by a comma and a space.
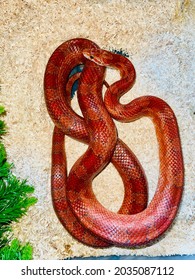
44, 38, 184, 247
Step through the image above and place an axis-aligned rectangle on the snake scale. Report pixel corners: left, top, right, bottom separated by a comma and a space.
44, 38, 184, 247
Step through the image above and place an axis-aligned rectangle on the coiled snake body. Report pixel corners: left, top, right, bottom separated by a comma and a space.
44, 38, 184, 247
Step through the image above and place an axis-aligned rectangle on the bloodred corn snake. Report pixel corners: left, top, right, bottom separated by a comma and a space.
44, 38, 184, 247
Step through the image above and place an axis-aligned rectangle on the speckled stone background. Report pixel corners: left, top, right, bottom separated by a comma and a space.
1, 0, 195, 259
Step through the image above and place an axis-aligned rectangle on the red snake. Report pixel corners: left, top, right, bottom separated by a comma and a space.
44, 38, 184, 247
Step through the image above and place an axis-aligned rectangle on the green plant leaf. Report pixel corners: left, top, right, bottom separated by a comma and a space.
0, 175, 37, 224
0, 239, 33, 260
0, 104, 37, 259
0, 106, 5, 115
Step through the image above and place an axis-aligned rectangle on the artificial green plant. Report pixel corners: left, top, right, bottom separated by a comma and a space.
0, 105, 37, 259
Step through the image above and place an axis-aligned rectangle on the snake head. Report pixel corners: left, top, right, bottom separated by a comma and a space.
83, 49, 114, 66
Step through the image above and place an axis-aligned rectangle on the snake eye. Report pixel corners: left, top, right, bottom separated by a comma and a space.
90, 55, 94, 59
